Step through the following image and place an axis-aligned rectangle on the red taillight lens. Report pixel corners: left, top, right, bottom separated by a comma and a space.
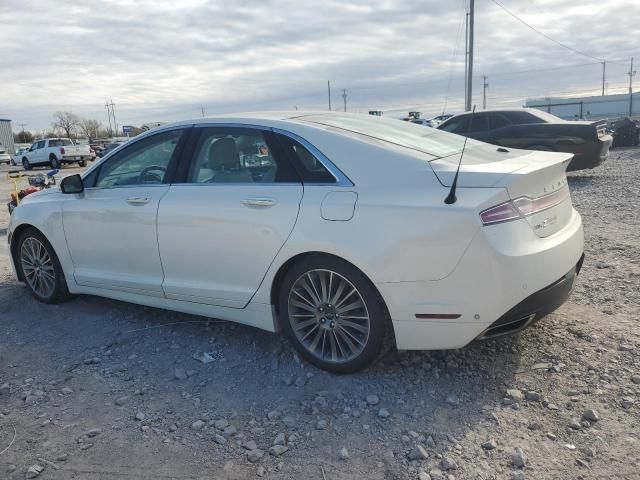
480, 185, 570, 226
60, 147, 65, 154
479, 202, 521, 225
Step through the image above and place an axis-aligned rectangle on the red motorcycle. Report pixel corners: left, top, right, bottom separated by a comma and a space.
7, 169, 58, 214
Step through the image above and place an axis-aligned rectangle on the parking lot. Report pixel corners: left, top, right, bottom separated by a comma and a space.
0, 151, 638, 479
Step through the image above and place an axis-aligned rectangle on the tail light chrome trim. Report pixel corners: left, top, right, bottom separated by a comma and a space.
480, 185, 570, 226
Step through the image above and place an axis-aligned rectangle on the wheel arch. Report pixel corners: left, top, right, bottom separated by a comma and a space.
269, 251, 391, 330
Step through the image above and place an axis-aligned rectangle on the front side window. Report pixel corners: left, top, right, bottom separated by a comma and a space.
468, 115, 490, 133
36, 140, 45, 149
187, 128, 298, 183
94, 129, 184, 188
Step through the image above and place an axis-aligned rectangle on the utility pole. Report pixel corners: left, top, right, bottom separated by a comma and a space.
628, 57, 636, 116
465, 0, 475, 112
328, 80, 332, 111
482, 76, 488, 109
109, 99, 118, 136
601, 62, 606, 96
464, 11, 469, 108
201, 107, 205, 117
105, 101, 113, 137
341, 88, 347, 112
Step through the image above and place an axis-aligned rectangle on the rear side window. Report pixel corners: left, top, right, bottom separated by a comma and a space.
505, 111, 544, 125
186, 128, 299, 184
489, 114, 511, 130
439, 116, 469, 133
275, 134, 336, 183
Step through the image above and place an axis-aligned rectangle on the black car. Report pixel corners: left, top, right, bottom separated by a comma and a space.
437, 109, 613, 171
97, 142, 124, 158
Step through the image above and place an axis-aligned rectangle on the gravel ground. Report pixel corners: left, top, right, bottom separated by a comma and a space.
0, 151, 638, 480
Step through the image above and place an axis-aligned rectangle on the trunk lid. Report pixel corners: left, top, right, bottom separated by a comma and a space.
430, 144, 574, 238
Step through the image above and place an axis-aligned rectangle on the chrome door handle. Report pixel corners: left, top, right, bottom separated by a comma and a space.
126, 196, 150, 205
241, 198, 276, 208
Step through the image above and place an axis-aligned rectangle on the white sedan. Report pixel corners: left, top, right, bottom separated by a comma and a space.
6, 113, 584, 372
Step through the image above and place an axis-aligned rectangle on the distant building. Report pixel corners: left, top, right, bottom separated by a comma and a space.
525, 92, 640, 120
0, 118, 16, 155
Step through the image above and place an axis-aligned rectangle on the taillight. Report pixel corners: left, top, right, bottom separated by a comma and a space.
480, 185, 570, 226
60, 147, 65, 154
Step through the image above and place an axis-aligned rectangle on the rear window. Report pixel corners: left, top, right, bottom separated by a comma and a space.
299, 114, 481, 158
49, 139, 73, 147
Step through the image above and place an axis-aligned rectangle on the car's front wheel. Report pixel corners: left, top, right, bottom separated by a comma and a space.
17, 228, 72, 304
279, 255, 390, 373
22, 158, 31, 170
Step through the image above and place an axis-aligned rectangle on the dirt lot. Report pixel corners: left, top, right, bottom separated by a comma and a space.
0, 151, 638, 480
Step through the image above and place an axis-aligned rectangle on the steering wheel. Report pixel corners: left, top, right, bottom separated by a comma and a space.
139, 165, 166, 184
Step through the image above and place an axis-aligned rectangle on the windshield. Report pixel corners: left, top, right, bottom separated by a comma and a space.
298, 113, 482, 158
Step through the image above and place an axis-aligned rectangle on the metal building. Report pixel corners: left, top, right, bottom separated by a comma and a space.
0, 118, 15, 155
525, 92, 640, 121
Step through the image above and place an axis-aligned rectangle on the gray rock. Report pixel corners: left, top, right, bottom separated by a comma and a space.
619, 344, 634, 351
61, 387, 73, 395
114, 396, 128, 406
429, 469, 444, 480
294, 376, 306, 387
408, 445, 429, 461
631, 374, 640, 385
568, 418, 582, 430
214, 434, 226, 444
243, 440, 258, 450
512, 472, 525, 480
425, 435, 436, 448
273, 432, 286, 446
525, 391, 541, 401
316, 419, 328, 430
378, 408, 390, 418
582, 409, 599, 422
366, 394, 380, 405
134, 412, 145, 421
282, 415, 296, 428
83, 357, 101, 365
257, 466, 266, 477
222, 425, 237, 437
7, 464, 16, 472
506, 389, 524, 401
269, 445, 288, 457
441, 456, 458, 470
418, 473, 432, 480
26, 464, 44, 478
85, 428, 102, 438
191, 420, 205, 430
214, 419, 229, 430
339, 447, 350, 459
0, 383, 10, 395
512, 448, 527, 468
267, 410, 280, 421
247, 449, 264, 462
174, 368, 187, 380
481, 439, 497, 450
446, 394, 460, 406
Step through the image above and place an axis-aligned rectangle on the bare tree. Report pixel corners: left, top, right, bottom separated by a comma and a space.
52, 111, 80, 138
78, 118, 102, 140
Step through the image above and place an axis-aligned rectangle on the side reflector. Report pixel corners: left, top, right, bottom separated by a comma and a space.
415, 313, 461, 320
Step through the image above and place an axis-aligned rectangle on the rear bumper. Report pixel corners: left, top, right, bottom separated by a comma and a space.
378, 208, 584, 350
475, 253, 583, 340
567, 136, 612, 171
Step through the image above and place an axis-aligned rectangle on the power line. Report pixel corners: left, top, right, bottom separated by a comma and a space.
490, 0, 608, 63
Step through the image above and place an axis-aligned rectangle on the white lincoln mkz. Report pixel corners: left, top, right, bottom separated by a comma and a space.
7, 112, 584, 372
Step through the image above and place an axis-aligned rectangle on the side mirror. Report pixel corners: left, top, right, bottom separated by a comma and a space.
60, 174, 84, 194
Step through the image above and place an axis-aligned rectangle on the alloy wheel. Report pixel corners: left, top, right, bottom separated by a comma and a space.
20, 237, 56, 298
287, 269, 370, 363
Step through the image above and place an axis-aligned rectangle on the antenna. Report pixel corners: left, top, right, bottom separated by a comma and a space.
444, 105, 476, 205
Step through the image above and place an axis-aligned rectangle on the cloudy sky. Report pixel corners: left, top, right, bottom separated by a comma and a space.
1, 0, 639, 132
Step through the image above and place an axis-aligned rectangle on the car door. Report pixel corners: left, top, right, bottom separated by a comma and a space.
62, 128, 189, 295
31, 140, 45, 164
157, 126, 303, 308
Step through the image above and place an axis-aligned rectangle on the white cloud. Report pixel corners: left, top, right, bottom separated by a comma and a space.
0, 0, 638, 130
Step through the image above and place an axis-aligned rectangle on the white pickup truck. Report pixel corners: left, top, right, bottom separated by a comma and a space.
21, 138, 92, 170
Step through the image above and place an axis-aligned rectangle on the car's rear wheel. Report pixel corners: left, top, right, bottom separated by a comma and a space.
49, 155, 59, 169
17, 228, 72, 304
279, 255, 389, 373
78, 160, 86, 167
22, 158, 31, 170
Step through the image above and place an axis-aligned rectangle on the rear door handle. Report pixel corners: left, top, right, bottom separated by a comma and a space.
126, 196, 150, 205
241, 198, 276, 208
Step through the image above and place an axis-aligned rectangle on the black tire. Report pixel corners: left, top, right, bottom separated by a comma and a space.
278, 255, 390, 373
16, 228, 73, 304
78, 160, 86, 167
50, 155, 60, 169
22, 158, 32, 170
